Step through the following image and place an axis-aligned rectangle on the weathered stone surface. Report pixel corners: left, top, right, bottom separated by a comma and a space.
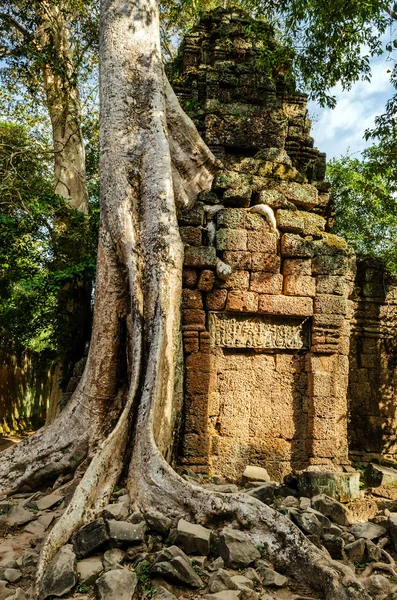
244, 484, 275, 505
292, 512, 323, 537
242, 466, 270, 483
95, 568, 137, 600
77, 556, 103, 584
276, 210, 304, 234
365, 463, 397, 489
258, 294, 313, 317
310, 495, 352, 527
344, 539, 366, 563
362, 574, 391, 598
153, 586, 178, 600
281, 234, 313, 258
150, 546, 203, 588
349, 522, 386, 541
170, 519, 211, 556
219, 528, 260, 568
208, 569, 237, 593
284, 275, 316, 297
0, 581, 13, 600
322, 534, 344, 559
204, 592, 241, 600
250, 273, 283, 295
107, 520, 146, 544
216, 229, 248, 251
39, 544, 77, 600
102, 501, 129, 521
3, 569, 21, 584
102, 548, 125, 571
298, 472, 360, 503
144, 510, 172, 535
184, 246, 217, 268
36, 493, 63, 511
5, 507, 35, 527
260, 567, 287, 587
72, 518, 109, 559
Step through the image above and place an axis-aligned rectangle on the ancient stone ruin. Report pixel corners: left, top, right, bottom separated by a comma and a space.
170, 9, 397, 488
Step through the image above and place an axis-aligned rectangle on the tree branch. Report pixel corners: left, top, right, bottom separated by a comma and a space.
0, 12, 31, 37
383, 5, 397, 20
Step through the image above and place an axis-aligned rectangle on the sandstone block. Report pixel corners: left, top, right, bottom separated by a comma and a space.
283, 258, 311, 276
242, 465, 270, 483
245, 212, 270, 232
217, 209, 246, 229
251, 253, 280, 273
170, 519, 211, 555
276, 210, 304, 233
258, 295, 312, 316
315, 275, 347, 296
77, 556, 103, 585
284, 275, 315, 297
278, 182, 319, 209
182, 309, 206, 330
259, 567, 287, 587
183, 268, 198, 289
219, 528, 260, 568
182, 289, 203, 309
308, 372, 333, 397
217, 271, 250, 290
107, 520, 146, 544
186, 352, 210, 372
183, 332, 199, 354
206, 289, 228, 310
180, 226, 202, 246
72, 518, 109, 559
96, 569, 137, 600
179, 204, 204, 226
226, 291, 258, 312
281, 234, 313, 258
257, 189, 296, 210
247, 232, 277, 253
302, 473, 359, 505
216, 229, 247, 251
150, 546, 203, 587
39, 545, 77, 600
312, 254, 348, 275
223, 251, 251, 270
314, 294, 347, 315
365, 464, 397, 489
184, 246, 217, 268
349, 522, 387, 541
208, 569, 237, 593
198, 270, 216, 291
223, 186, 252, 208
250, 273, 283, 294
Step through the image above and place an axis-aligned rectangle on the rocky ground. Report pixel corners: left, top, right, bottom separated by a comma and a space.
2, 465, 397, 600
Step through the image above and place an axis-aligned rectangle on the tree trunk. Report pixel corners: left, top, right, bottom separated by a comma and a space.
1, 1, 371, 599
37, 1, 92, 415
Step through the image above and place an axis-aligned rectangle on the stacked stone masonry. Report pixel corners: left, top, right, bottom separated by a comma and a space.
172, 9, 397, 481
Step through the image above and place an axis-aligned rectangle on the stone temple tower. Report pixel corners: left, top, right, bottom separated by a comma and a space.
171, 9, 357, 491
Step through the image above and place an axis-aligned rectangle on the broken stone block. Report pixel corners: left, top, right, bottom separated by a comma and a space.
36, 493, 63, 511
242, 466, 271, 483
344, 539, 366, 563
5, 507, 35, 527
153, 586, 178, 600
219, 527, 260, 569
0, 581, 13, 600
365, 463, 397, 489
292, 512, 323, 537
362, 574, 391, 598
231, 575, 254, 590
150, 546, 203, 588
77, 556, 103, 585
3, 569, 21, 584
144, 510, 172, 535
95, 568, 137, 600
388, 513, 397, 550
72, 518, 110, 558
102, 501, 129, 521
311, 495, 352, 527
107, 519, 146, 544
208, 557, 225, 571
349, 522, 386, 541
298, 471, 360, 502
260, 567, 287, 587
322, 534, 344, 559
170, 519, 211, 555
39, 544, 77, 600
208, 568, 237, 593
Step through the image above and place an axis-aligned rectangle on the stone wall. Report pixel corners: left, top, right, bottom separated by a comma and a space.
173, 9, 356, 481
0, 347, 55, 433
348, 258, 397, 465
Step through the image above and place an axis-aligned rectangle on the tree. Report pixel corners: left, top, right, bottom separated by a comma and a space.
0, 0, 99, 392
327, 147, 397, 273
0, 2, 373, 599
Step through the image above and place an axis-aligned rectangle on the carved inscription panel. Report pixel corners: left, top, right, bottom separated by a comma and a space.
209, 313, 310, 350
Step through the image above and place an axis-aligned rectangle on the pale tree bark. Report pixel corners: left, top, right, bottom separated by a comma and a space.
0, 1, 371, 599
37, 1, 92, 416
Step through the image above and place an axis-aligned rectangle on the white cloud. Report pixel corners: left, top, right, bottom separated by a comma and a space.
308, 58, 394, 160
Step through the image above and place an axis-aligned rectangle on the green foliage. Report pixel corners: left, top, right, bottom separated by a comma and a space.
0, 121, 97, 354
327, 146, 397, 273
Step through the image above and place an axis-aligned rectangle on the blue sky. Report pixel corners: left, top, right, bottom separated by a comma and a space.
308, 55, 395, 161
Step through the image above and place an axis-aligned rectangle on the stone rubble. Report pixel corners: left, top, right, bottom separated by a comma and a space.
1, 464, 397, 599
